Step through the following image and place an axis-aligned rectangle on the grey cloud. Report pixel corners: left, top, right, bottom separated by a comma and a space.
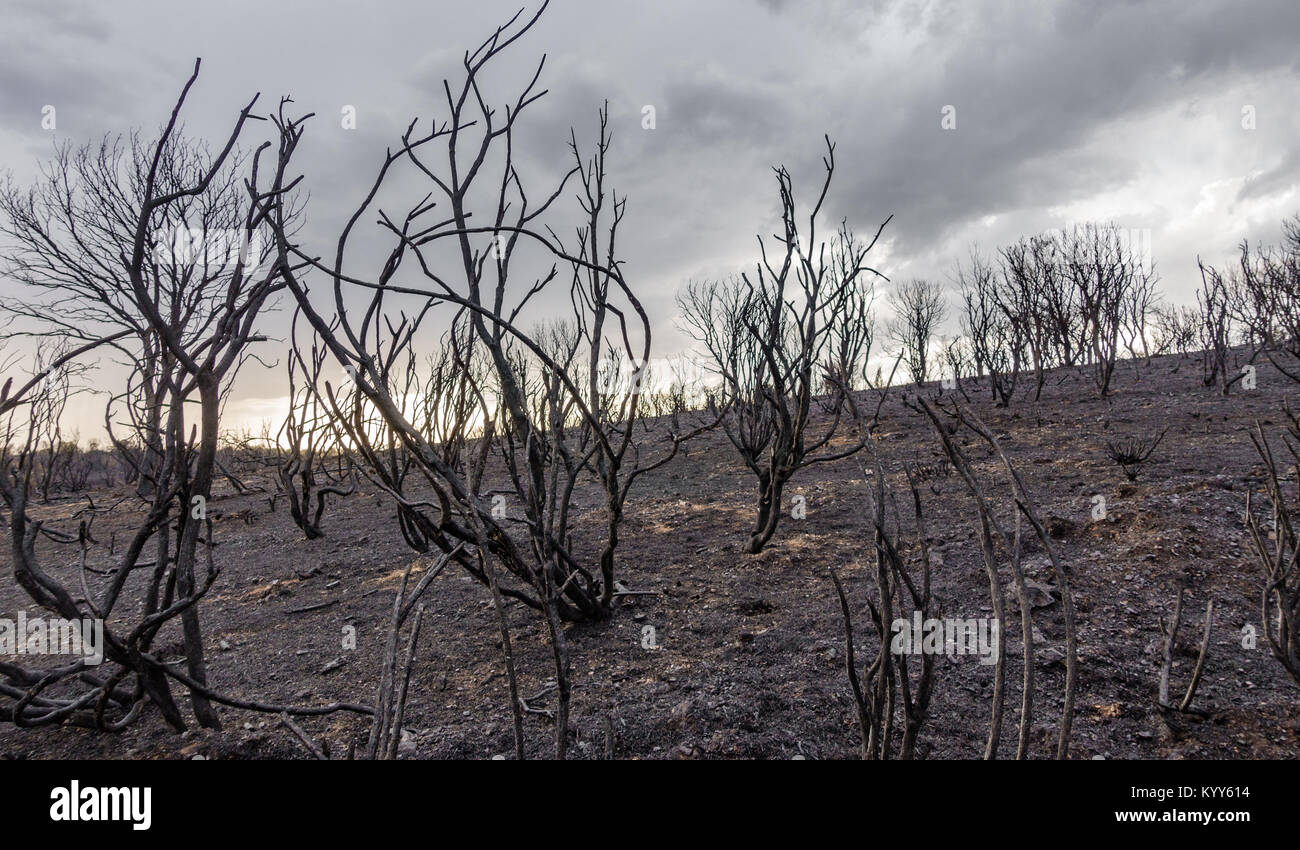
1237, 149, 1300, 205
3, 0, 1300, 430
0, 2, 120, 141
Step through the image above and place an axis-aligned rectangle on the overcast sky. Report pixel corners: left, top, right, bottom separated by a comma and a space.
3, 0, 1298, 437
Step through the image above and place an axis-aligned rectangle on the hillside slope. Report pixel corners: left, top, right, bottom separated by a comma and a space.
3, 350, 1299, 759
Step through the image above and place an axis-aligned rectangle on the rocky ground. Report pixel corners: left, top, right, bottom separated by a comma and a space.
3, 350, 1299, 759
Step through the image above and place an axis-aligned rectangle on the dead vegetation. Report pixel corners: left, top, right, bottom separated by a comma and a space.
2, 1, 1300, 760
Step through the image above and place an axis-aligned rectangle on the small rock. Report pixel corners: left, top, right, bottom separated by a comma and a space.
1022, 579, 1059, 608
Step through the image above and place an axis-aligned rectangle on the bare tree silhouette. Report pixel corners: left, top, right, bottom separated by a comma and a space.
680, 137, 890, 553
887, 278, 947, 385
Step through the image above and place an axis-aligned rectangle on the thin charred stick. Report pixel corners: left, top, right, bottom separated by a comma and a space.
1179, 600, 1214, 713
1158, 586, 1184, 708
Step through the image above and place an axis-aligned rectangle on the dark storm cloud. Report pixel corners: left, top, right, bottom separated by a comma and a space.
751, 0, 1300, 279
2, 0, 1298, 434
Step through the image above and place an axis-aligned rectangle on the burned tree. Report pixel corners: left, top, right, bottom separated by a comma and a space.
1151, 303, 1199, 356
260, 20, 689, 624
1195, 260, 1254, 394
955, 249, 1022, 407
680, 138, 889, 554
1120, 258, 1160, 360
0, 123, 271, 498
276, 307, 355, 539
0, 62, 321, 731
1246, 417, 1300, 687
1060, 222, 1156, 398
998, 235, 1062, 400
255, 5, 714, 754
886, 278, 947, 386
1226, 215, 1300, 383
957, 225, 1157, 403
